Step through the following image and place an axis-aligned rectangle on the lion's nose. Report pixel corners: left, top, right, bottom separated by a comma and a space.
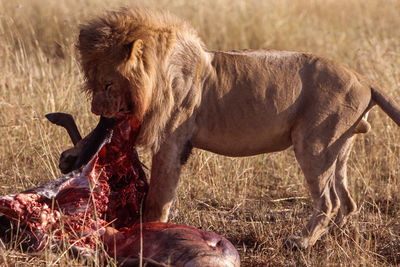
91, 102, 102, 116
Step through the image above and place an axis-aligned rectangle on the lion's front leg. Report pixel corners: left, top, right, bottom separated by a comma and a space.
144, 137, 192, 222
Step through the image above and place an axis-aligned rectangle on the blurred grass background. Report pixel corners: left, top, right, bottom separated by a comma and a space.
1, 0, 400, 265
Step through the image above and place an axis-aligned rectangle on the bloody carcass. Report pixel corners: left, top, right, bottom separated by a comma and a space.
0, 114, 240, 267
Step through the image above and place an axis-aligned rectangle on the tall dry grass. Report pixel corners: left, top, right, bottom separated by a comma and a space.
1, 0, 400, 265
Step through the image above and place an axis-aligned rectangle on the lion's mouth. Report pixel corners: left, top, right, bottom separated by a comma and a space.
115, 109, 132, 120
118, 108, 131, 114
116, 99, 134, 118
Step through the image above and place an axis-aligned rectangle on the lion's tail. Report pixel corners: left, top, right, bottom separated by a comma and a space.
371, 87, 400, 127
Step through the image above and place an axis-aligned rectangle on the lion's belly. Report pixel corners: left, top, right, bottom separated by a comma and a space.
192, 93, 299, 156
192, 123, 293, 157
193, 50, 304, 156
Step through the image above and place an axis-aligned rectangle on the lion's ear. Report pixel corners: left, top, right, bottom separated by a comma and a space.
127, 39, 144, 67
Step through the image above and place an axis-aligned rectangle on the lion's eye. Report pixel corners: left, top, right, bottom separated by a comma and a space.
104, 83, 113, 91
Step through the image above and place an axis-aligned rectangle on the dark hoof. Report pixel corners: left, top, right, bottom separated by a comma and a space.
283, 235, 309, 250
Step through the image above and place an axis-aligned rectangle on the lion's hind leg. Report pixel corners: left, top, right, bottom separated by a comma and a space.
334, 137, 357, 227
288, 120, 356, 249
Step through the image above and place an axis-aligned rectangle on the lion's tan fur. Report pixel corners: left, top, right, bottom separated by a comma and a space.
76, 7, 400, 249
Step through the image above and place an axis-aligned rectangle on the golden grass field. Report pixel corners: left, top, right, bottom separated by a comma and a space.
1, 0, 400, 265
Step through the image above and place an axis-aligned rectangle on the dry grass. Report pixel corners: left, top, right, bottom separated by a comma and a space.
1, 0, 400, 266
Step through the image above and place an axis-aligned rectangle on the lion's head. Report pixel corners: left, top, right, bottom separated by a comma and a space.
77, 9, 156, 121
77, 8, 204, 151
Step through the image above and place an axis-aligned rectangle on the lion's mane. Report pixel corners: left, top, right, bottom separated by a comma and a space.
77, 7, 208, 152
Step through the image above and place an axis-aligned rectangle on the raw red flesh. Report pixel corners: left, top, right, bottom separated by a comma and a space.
0, 118, 240, 266
0, 118, 146, 249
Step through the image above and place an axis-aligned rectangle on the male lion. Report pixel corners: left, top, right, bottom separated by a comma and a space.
68, 7, 400, 249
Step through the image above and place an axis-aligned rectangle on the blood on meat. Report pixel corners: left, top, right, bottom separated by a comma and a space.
0, 117, 240, 266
